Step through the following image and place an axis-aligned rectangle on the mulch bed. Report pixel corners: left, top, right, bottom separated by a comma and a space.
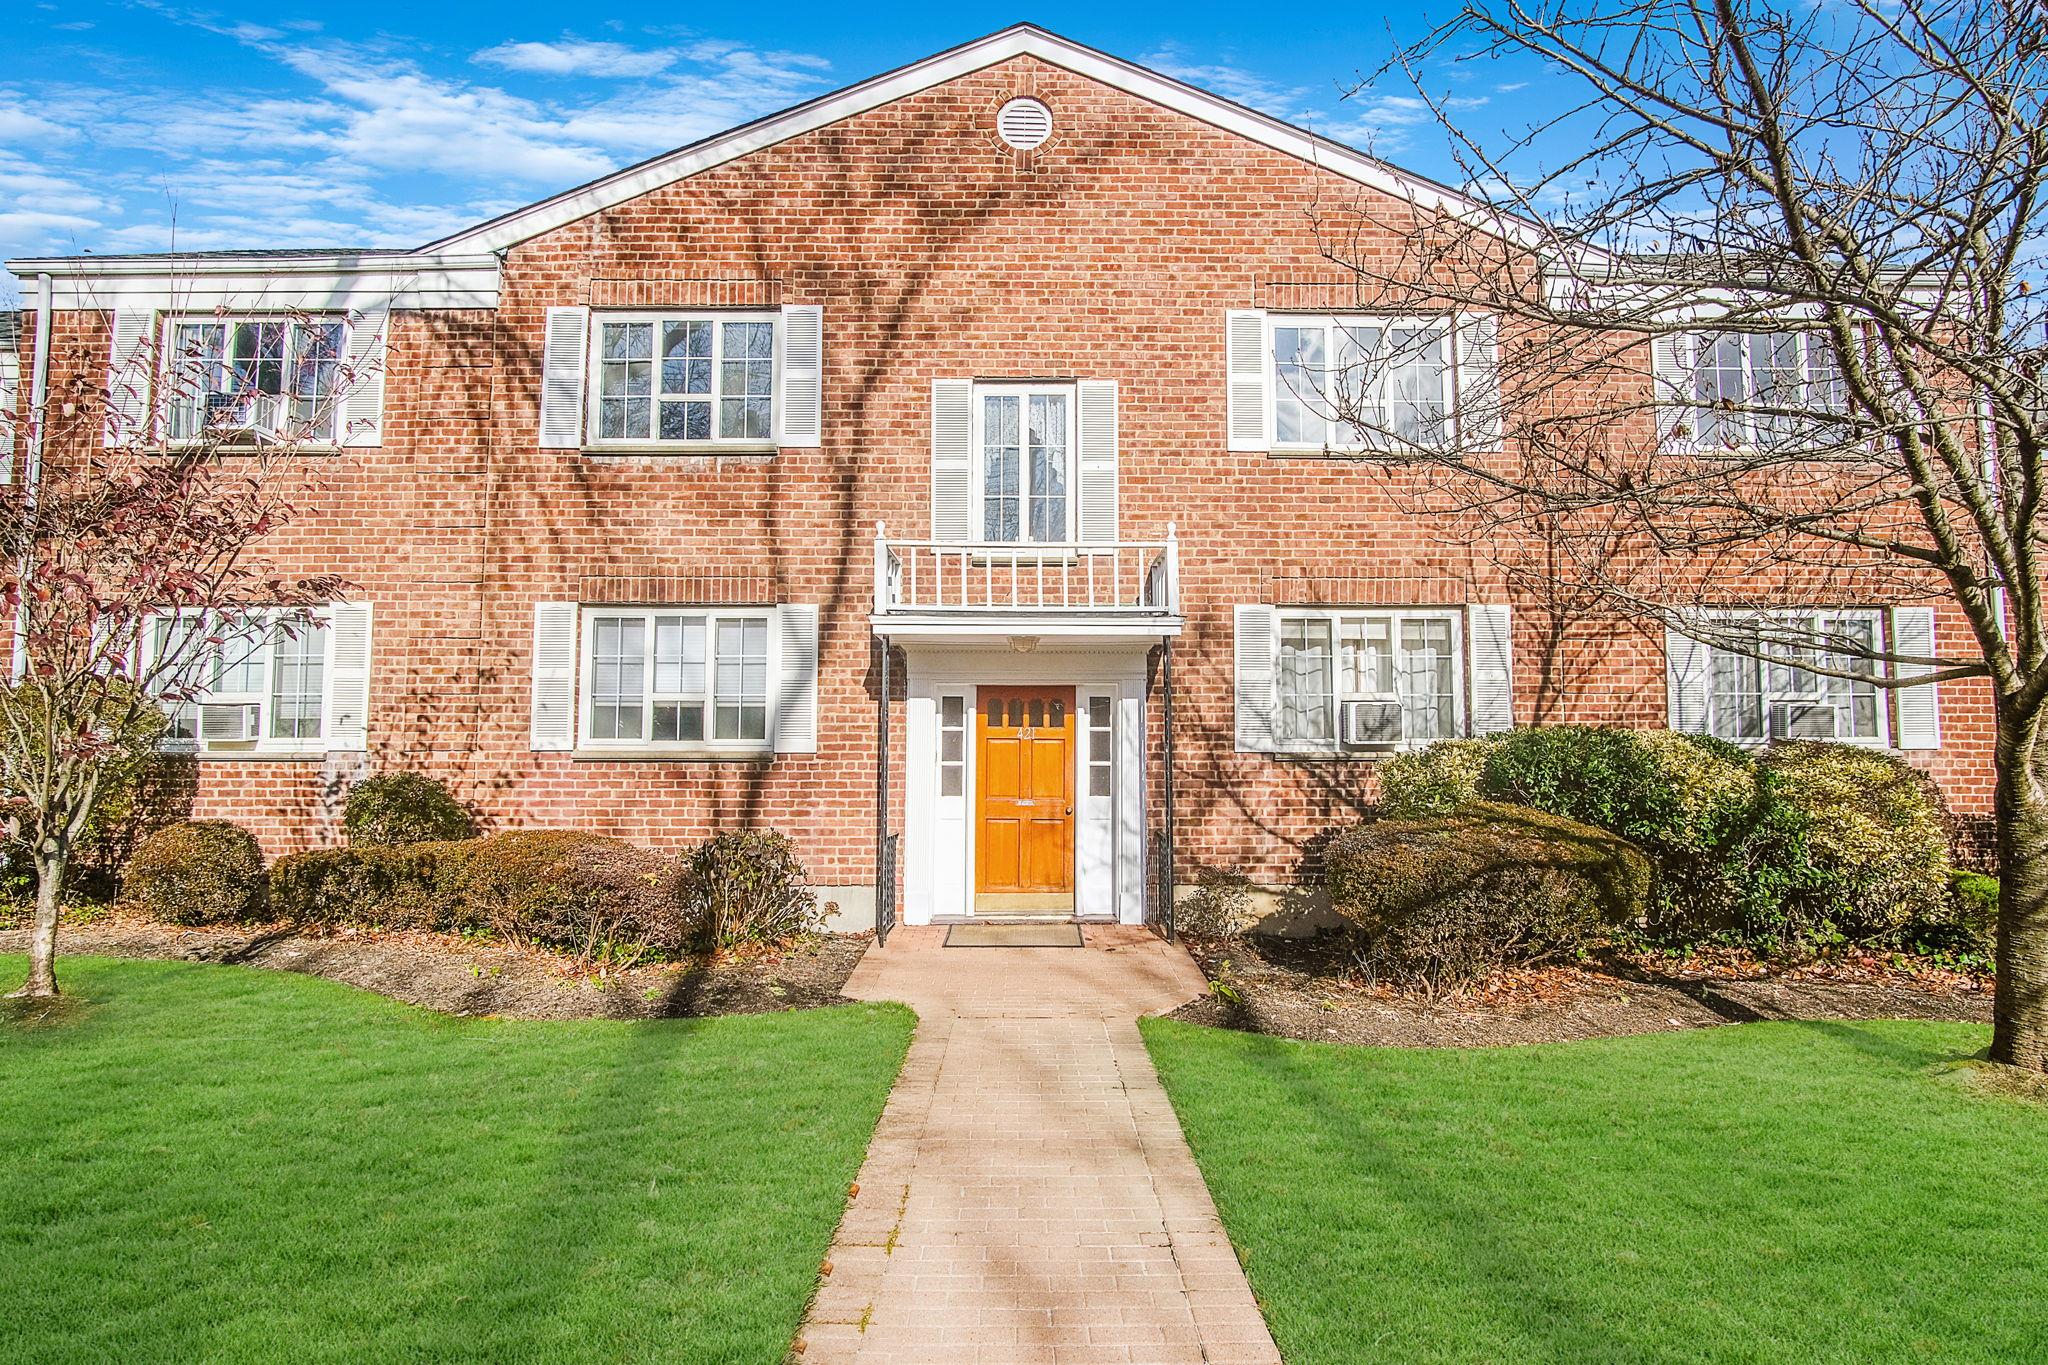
0, 915, 871, 1021
1168, 933, 1993, 1047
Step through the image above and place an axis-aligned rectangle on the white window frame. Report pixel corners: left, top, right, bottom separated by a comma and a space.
583, 310, 779, 450
144, 607, 332, 755
1275, 607, 1465, 754
576, 607, 776, 753
1268, 313, 1453, 452
1699, 607, 1890, 747
971, 381, 1076, 544
1665, 329, 1848, 453
159, 314, 350, 447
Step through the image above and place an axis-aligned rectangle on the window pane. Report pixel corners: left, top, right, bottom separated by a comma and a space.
1397, 618, 1455, 740
211, 614, 267, 695
1711, 649, 1765, 740
599, 324, 653, 440
268, 620, 325, 740
590, 617, 648, 741
713, 617, 769, 741
1387, 327, 1447, 446
1273, 325, 1329, 445
1028, 393, 1068, 542
169, 323, 227, 441
983, 394, 1022, 542
1334, 324, 1382, 444
1277, 618, 1333, 743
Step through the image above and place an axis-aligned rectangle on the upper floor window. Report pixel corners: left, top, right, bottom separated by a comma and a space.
166, 317, 345, 444
581, 607, 771, 750
145, 608, 330, 751
977, 383, 1072, 543
1658, 330, 1847, 452
587, 313, 775, 448
1701, 609, 1884, 744
1271, 316, 1450, 450
1275, 608, 1462, 750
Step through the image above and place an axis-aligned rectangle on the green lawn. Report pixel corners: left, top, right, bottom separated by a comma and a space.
1143, 1017, 2048, 1365
0, 955, 911, 1364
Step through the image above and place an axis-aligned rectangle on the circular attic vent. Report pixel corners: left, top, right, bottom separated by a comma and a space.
997, 97, 1054, 150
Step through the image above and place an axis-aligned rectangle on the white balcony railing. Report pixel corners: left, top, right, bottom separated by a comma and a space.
873, 524, 1180, 617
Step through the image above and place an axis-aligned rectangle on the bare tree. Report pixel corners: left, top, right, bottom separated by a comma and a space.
1296, 0, 2048, 1066
3, 306, 361, 997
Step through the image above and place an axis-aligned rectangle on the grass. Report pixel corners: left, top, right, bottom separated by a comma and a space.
1142, 1017, 2048, 1365
0, 954, 912, 1364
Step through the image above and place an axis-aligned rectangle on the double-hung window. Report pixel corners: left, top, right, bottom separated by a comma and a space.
588, 313, 776, 447
146, 609, 330, 750
975, 384, 1072, 543
1664, 330, 1847, 451
1271, 315, 1451, 450
1275, 609, 1462, 750
165, 317, 345, 444
581, 608, 771, 749
1703, 610, 1885, 744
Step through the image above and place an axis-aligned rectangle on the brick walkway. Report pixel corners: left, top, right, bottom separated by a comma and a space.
797, 925, 1281, 1365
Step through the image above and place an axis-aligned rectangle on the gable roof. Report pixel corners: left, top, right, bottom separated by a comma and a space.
424, 22, 1542, 255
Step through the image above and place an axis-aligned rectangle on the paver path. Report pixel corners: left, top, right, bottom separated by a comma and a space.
798, 925, 1281, 1365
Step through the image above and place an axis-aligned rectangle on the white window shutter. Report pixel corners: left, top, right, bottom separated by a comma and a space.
1234, 604, 1279, 753
342, 301, 389, 448
530, 601, 579, 751
1467, 603, 1515, 733
931, 379, 974, 541
1665, 625, 1712, 733
323, 602, 373, 751
1892, 606, 1941, 750
105, 309, 154, 448
772, 603, 820, 754
539, 307, 588, 449
1076, 379, 1118, 543
1652, 333, 1697, 454
0, 351, 17, 483
1454, 313, 1502, 451
777, 304, 823, 447
1226, 310, 1269, 452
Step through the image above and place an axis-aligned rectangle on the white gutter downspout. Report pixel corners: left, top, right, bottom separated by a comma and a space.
11, 272, 52, 680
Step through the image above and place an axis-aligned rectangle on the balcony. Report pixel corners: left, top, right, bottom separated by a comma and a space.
871, 524, 1182, 643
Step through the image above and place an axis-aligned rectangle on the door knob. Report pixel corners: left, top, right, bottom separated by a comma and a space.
1065, 805, 1074, 816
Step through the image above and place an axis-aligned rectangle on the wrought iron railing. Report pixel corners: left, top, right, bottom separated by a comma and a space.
875, 832, 898, 947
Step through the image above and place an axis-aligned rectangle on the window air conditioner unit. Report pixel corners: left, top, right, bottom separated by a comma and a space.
1338, 699, 1404, 750
198, 702, 262, 743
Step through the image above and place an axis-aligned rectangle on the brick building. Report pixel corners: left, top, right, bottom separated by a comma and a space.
2, 25, 1991, 928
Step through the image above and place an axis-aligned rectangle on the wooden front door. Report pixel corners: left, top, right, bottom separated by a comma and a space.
976, 687, 1076, 900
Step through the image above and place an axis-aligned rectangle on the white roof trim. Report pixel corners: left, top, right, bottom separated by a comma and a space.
425, 23, 1550, 256
10, 255, 500, 312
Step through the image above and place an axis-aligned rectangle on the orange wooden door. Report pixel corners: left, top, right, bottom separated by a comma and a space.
976, 687, 1076, 895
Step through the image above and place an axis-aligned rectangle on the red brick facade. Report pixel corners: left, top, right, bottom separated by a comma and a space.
12, 44, 1997, 896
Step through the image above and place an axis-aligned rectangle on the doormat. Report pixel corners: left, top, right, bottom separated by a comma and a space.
944, 923, 1084, 948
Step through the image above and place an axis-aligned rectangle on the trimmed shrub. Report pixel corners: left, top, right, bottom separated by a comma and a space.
1176, 866, 1257, 938
683, 830, 823, 950
343, 772, 476, 847
1475, 725, 1796, 935
1377, 737, 1498, 819
1763, 742, 1952, 943
269, 840, 475, 931
122, 820, 265, 925
1323, 801, 1650, 994
1916, 871, 1999, 964
448, 831, 691, 960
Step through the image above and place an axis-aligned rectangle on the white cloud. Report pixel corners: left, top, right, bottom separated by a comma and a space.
0, 105, 73, 143
1140, 47, 1315, 116
473, 39, 678, 79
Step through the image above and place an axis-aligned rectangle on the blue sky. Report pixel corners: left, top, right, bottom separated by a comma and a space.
0, 3, 1546, 303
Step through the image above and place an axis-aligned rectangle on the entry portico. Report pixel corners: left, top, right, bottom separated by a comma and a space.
872, 527, 1182, 925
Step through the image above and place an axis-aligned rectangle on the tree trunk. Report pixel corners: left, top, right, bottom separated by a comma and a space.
1991, 715, 2048, 1070
7, 841, 66, 999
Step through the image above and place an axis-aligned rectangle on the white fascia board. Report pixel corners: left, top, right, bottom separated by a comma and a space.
8, 253, 500, 312
425, 25, 1560, 256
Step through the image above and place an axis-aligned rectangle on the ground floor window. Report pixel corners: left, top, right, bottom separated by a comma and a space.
146, 608, 330, 750
581, 608, 770, 748
1703, 610, 1885, 743
1276, 609, 1461, 750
